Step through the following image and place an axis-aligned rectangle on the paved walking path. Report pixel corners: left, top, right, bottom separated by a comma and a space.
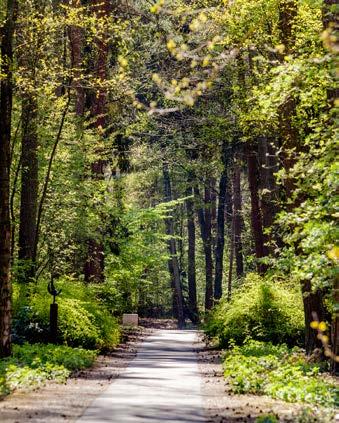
77, 330, 207, 423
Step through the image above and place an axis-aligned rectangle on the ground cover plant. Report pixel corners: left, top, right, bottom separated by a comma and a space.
223, 339, 338, 408
0, 343, 97, 398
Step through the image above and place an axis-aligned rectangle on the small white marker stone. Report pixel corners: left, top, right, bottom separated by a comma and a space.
122, 314, 139, 326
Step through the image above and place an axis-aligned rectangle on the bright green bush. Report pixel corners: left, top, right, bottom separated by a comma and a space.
223, 340, 338, 408
204, 273, 304, 347
0, 343, 96, 397
12, 277, 121, 350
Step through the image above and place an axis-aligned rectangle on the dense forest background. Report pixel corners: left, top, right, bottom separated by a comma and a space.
0, 0, 338, 398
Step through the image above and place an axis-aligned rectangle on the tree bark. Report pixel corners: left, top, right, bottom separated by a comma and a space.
163, 162, 185, 329
247, 144, 267, 273
214, 169, 227, 300
302, 280, 326, 354
186, 180, 199, 323
18, 95, 38, 282
0, 0, 17, 358
233, 159, 244, 277
227, 216, 235, 301
195, 183, 213, 311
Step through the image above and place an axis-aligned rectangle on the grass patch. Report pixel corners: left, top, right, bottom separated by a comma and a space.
0, 343, 97, 398
223, 340, 338, 408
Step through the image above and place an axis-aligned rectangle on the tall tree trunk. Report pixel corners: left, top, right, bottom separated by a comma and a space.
195, 183, 213, 311
18, 95, 38, 283
0, 0, 17, 358
186, 181, 199, 323
163, 162, 185, 329
302, 280, 326, 354
247, 144, 267, 273
210, 177, 217, 254
84, 0, 110, 283
204, 181, 214, 310
214, 168, 228, 300
233, 159, 244, 277
227, 216, 235, 301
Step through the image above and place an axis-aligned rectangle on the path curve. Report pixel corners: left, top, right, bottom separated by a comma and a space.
77, 329, 207, 423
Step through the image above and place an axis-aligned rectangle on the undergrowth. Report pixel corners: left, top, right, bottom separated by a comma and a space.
12, 277, 121, 350
223, 339, 338, 408
0, 343, 97, 398
204, 273, 304, 347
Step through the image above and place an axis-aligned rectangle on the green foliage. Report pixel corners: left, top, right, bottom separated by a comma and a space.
223, 340, 338, 408
12, 278, 120, 350
0, 343, 96, 397
255, 415, 279, 423
204, 273, 304, 347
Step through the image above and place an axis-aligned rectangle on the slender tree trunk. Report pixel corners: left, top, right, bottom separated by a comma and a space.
195, 183, 213, 311
33, 94, 71, 262
204, 181, 214, 310
214, 169, 227, 300
18, 95, 38, 282
0, 0, 17, 358
210, 177, 217, 254
9, 115, 22, 264
302, 280, 326, 354
233, 159, 244, 277
247, 144, 267, 273
227, 216, 235, 301
163, 163, 185, 329
186, 181, 199, 323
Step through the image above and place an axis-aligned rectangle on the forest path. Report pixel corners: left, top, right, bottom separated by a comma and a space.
77, 329, 207, 423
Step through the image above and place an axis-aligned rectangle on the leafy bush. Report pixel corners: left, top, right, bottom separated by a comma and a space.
12, 277, 120, 349
0, 343, 96, 397
223, 340, 338, 408
204, 273, 304, 347
255, 415, 278, 423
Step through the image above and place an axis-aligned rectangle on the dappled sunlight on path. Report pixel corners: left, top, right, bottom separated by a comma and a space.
78, 330, 207, 423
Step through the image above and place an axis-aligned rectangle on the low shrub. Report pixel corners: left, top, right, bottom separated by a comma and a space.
204, 273, 304, 347
0, 343, 96, 397
12, 277, 121, 349
223, 339, 338, 408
